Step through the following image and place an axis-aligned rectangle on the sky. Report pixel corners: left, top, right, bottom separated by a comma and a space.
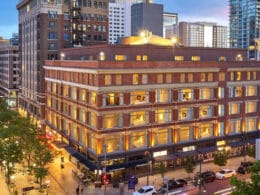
0, 0, 229, 39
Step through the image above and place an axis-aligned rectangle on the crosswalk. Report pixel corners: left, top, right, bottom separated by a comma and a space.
214, 187, 235, 195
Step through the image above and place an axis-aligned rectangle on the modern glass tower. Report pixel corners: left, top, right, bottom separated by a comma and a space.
229, 0, 260, 58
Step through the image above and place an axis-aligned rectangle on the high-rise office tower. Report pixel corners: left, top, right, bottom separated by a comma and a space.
0, 34, 20, 110
179, 22, 228, 48
108, 1, 131, 44
131, 1, 163, 36
229, 0, 260, 59
17, 0, 108, 125
163, 12, 178, 39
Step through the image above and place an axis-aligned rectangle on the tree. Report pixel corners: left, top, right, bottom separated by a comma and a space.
214, 150, 227, 167
246, 146, 256, 158
159, 162, 166, 180
230, 161, 260, 195
184, 156, 195, 179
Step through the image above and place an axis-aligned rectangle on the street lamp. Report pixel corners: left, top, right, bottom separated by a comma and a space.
144, 151, 151, 186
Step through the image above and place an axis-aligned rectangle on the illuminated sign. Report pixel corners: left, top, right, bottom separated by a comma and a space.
153, 150, 167, 157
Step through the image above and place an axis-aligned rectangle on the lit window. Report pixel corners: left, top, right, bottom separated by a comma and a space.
71, 87, 77, 100
191, 56, 200, 61
79, 89, 86, 102
178, 107, 194, 120
217, 122, 225, 136
89, 91, 97, 105
99, 51, 105, 61
228, 119, 241, 134
103, 93, 121, 106
175, 56, 184, 61
154, 128, 168, 145
200, 73, 206, 82
104, 74, 111, 86
155, 89, 171, 103
103, 134, 122, 152
246, 101, 257, 113
130, 131, 147, 148
218, 87, 224, 99
230, 72, 234, 81
180, 73, 185, 83
157, 74, 163, 84
235, 54, 243, 61
132, 74, 139, 85
142, 55, 148, 61
115, 55, 126, 61
199, 106, 213, 118
63, 85, 69, 97
103, 114, 121, 129
229, 102, 240, 115
199, 88, 213, 100
166, 73, 172, 83
179, 126, 192, 142
155, 109, 171, 123
136, 55, 141, 61
130, 111, 148, 126
142, 74, 148, 84
115, 74, 122, 85
208, 73, 213, 81
229, 86, 242, 98
179, 89, 193, 101
219, 56, 226, 61
219, 72, 225, 81
188, 73, 193, 82
199, 123, 213, 139
89, 112, 97, 127
131, 91, 148, 105
236, 72, 241, 81
246, 117, 257, 132
79, 108, 86, 123
246, 85, 257, 96
218, 104, 225, 116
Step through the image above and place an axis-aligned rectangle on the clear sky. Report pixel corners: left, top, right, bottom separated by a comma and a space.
0, 0, 229, 39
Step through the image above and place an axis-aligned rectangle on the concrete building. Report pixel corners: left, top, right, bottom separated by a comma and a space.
43, 38, 259, 172
179, 22, 228, 48
131, 1, 163, 36
0, 35, 20, 110
16, 0, 108, 125
108, 1, 131, 44
163, 12, 178, 39
229, 0, 260, 59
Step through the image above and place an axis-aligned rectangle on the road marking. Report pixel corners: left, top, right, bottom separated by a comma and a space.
214, 187, 234, 195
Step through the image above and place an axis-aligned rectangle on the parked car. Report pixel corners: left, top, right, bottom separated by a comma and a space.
237, 161, 253, 174
133, 185, 157, 195
215, 168, 236, 179
197, 171, 216, 183
161, 178, 188, 192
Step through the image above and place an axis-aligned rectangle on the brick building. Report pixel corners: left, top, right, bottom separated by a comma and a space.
44, 44, 260, 172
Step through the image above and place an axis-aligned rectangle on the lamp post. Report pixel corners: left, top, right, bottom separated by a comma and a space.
144, 151, 151, 186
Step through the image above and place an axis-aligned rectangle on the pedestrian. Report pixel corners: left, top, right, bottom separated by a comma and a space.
81, 187, 84, 194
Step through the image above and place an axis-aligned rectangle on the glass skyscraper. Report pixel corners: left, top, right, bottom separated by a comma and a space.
230, 0, 260, 58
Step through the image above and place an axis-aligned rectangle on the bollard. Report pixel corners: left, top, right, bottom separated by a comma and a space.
119, 182, 124, 195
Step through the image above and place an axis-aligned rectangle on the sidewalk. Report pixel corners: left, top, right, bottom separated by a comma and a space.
0, 155, 254, 195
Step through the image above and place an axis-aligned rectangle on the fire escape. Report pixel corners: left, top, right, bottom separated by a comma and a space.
70, 0, 83, 46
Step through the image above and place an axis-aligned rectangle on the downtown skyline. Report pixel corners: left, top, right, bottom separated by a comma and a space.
0, 0, 228, 39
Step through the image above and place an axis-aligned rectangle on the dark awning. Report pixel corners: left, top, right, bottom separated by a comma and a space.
247, 139, 256, 145
228, 141, 244, 148
198, 146, 216, 154
176, 150, 197, 158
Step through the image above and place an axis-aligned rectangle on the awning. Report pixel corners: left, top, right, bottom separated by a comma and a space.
198, 146, 216, 154
247, 139, 256, 145
154, 154, 178, 162
228, 141, 244, 148
176, 150, 197, 158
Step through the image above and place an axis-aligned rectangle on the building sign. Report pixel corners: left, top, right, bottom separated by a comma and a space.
153, 150, 167, 158
217, 140, 226, 146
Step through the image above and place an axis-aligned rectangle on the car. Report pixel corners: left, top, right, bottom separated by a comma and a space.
161, 178, 188, 192
215, 168, 236, 179
196, 171, 216, 183
133, 185, 157, 195
237, 161, 253, 174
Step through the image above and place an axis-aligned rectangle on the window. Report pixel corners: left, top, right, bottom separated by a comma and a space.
199, 88, 213, 100
142, 55, 148, 61
191, 56, 200, 61
155, 128, 169, 145
246, 117, 257, 132
104, 75, 111, 86
218, 87, 224, 99
219, 72, 225, 81
103, 134, 122, 152
103, 93, 121, 106
89, 91, 97, 106
63, 85, 69, 97
157, 74, 163, 84
218, 104, 225, 116
48, 21, 56, 28
155, 89, 171, 103
103, 114, 122, 129
175, 56, 184, 61
180, 73, 185, 83
230, 72, 234, 81
229, 86, 242, 98
229, 119, 241, 134
178, 107, 194, 120
115, 55, 126, 61
132, 74, 139, 85
229, 102, 240, 115
70, 105, 77, 119
199, 106, 213, 118
48, 32, 58, 39
188, 73, 193, 82
70, 87, 77, 100
115, 75, 122, 85
246, 85, 257, 96
79, 89, 86, 102
79, 108, 86, 123
155, 109, 171, 123
89, 112, 97, 127
130, 111, 148, 126
235, 54, 243, 61
48, 43, 57, 50
130, 131, 147, 148
217, 122, 225, 136
131, 91, 148, 105
179, 126, 192, 142
219, 56, 226, 61
208, 73, 213, 81
136, 55, 141, 61
166, 73, 172, 83
179, 89, 193, 101
236, 72, 241, 81
246, 101, 257, 113
200, 73, 206, 82
142, 74, 148, 84
199, 123, 213, 139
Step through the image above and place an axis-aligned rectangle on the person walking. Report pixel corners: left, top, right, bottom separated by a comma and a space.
76, 183, 80, 194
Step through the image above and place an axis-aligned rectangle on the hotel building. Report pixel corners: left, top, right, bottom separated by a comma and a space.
17, 0, 108, 125
44, 42, 260, 172
0, 36, 20, 110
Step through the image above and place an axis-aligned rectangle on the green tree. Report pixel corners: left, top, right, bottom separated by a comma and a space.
184, 156, 195, 179
246, 146, 256, 158
159, 162, 166, 180
230, 161, 260, 195
214, 150, 228, 167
